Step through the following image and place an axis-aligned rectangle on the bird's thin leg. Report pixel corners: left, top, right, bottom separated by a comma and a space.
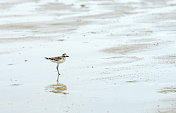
56, 64, 60, 83
56, 63, 61, 75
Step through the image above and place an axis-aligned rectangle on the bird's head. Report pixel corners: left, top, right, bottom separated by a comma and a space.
62, 53, 69, 57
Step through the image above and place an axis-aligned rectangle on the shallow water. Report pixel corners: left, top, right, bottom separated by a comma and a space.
0, 0, 176, 113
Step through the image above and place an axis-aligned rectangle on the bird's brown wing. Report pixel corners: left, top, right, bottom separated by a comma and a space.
50, 56, 62, 61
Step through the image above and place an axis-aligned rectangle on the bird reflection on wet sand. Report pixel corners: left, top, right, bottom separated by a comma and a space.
45, 83, 68, 94
45, 77, 68, 94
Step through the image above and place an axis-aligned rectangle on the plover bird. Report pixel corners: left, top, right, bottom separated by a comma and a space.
45, 53, 69, 82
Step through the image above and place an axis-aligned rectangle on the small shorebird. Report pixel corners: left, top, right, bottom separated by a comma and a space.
45, 53, 69, 82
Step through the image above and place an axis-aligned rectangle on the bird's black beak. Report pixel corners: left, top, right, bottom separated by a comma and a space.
66, 56, 69, 57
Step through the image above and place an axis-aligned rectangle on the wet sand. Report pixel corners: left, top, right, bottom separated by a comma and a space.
0, 0, 176, 113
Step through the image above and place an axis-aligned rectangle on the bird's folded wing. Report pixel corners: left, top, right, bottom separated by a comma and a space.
50, 56, 62, 61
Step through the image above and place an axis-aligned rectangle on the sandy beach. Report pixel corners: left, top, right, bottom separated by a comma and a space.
0, 0, 176, 113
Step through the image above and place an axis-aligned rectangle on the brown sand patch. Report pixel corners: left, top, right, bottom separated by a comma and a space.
0, 37, 47, 43
132, 38, 159, 43
102, 41, 172, 55
0, 3, 16, 10
110, 30, 154, 37
157, 98, 176, 113
79, 12, 123, 19
57, 39, 65, 42
8, 64, 14, 65
0, 23, 39, 30
152, 12, 176, 21
48, 19, 90, 27
103, 56, 143, 64
158, 109, 176, 113
37, 3, 73, 11
126, 80, 137, 83
102, 44, 149, 55
78, 10, 137, 20
159, 87, 176, 94
136, 11, 176, 24
0, 18, 90, 33
154, 55, 176, 64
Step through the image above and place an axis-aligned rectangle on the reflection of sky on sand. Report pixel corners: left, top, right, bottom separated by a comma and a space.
45, 83, 68, 95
